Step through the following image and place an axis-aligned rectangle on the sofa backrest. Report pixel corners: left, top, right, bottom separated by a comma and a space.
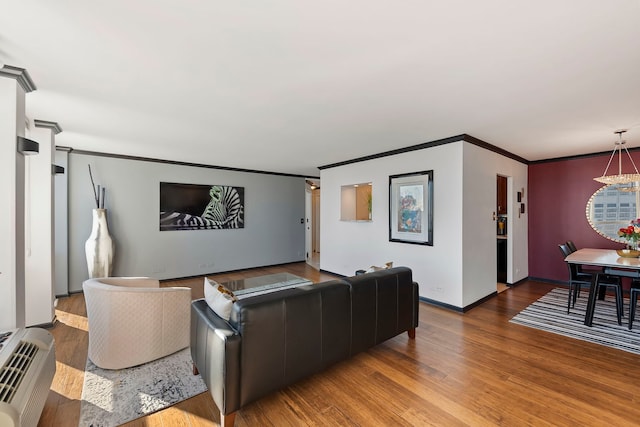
229, 280, 351, 407
342, 266, 418, 356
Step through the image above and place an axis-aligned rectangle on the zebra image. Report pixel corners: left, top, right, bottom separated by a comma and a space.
160, 185, 244, 231
201, 185, 244, 228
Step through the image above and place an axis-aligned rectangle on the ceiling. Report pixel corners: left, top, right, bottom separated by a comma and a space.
1, 1, 639, 177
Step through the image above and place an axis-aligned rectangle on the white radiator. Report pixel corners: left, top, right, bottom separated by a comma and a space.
0, 328, 56, 427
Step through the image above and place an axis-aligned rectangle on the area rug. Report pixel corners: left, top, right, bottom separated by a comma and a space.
510, 287, 640, 355
79, 348, 208, 427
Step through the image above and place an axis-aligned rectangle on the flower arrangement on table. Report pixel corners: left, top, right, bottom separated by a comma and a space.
617, 218, 640, 250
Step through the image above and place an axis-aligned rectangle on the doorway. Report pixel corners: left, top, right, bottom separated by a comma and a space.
305, 180, 320, 270
496, 175, 508, 292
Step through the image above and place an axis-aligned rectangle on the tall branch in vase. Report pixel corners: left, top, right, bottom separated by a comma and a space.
88, 164, 106, 209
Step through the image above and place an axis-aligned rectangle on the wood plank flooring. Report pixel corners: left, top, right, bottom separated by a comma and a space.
38, 263, 640, 426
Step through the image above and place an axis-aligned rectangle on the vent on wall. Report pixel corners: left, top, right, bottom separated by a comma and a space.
0, 328, 56, 427
0, 341, 38, 403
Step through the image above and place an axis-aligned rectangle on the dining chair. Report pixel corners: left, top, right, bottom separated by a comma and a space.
565, 240, 604, 275
628, 279, 640, 330
593, 273, 624, 326
559, 243, 592, 313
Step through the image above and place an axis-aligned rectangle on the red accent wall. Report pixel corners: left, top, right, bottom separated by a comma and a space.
528, 154, 624, 282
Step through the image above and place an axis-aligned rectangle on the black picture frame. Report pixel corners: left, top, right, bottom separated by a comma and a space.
159, 182, 245, 231
389, 170, 433, 245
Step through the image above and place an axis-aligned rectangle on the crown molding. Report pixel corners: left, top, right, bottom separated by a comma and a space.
318, 134, 529, 170
34, 119, 63, 134
70, 149, 319, 179
528, 146, 640, 165
0, 65, 37, 92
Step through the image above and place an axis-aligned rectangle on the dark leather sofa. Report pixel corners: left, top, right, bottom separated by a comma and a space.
190, 266, 419, 426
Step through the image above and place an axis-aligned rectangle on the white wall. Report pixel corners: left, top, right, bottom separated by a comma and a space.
461, 143, 528, 307
67, 153, 307, 292
24, 124, 55, 326
320, 140, 528, 309
321, 141, 465, 307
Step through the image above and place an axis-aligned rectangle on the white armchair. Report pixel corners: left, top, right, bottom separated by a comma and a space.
83, 277, 191, 369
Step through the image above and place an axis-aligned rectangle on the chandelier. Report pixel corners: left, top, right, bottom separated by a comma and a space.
593, 130, 640, 185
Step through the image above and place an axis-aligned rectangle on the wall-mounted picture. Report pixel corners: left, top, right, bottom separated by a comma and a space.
389, 170, 433, 245
159, 182, 245, 231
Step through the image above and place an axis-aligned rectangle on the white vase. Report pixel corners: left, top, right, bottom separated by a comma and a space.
85, 208, 114, 278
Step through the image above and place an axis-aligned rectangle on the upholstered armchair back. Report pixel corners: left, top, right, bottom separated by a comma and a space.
83, 277, 191, 369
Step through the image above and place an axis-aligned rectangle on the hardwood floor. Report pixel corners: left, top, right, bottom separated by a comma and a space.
39, 263, 640, 426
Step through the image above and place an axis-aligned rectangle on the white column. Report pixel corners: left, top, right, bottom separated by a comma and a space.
25, 120, 61, 327
0, 66, 36, 330
54, 147, 70, 297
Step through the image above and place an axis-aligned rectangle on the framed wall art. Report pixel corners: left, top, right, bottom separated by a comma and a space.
159, 182, 244, 231
389, 170, 433, 245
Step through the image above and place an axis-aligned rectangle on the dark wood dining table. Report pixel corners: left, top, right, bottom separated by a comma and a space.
565, 248, 640, 326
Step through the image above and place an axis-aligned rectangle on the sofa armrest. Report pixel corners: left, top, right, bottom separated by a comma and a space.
191, 299, 241, 416
343, 266, 419, 355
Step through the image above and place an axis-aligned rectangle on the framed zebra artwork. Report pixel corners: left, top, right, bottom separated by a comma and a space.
159, 182, 245, 231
